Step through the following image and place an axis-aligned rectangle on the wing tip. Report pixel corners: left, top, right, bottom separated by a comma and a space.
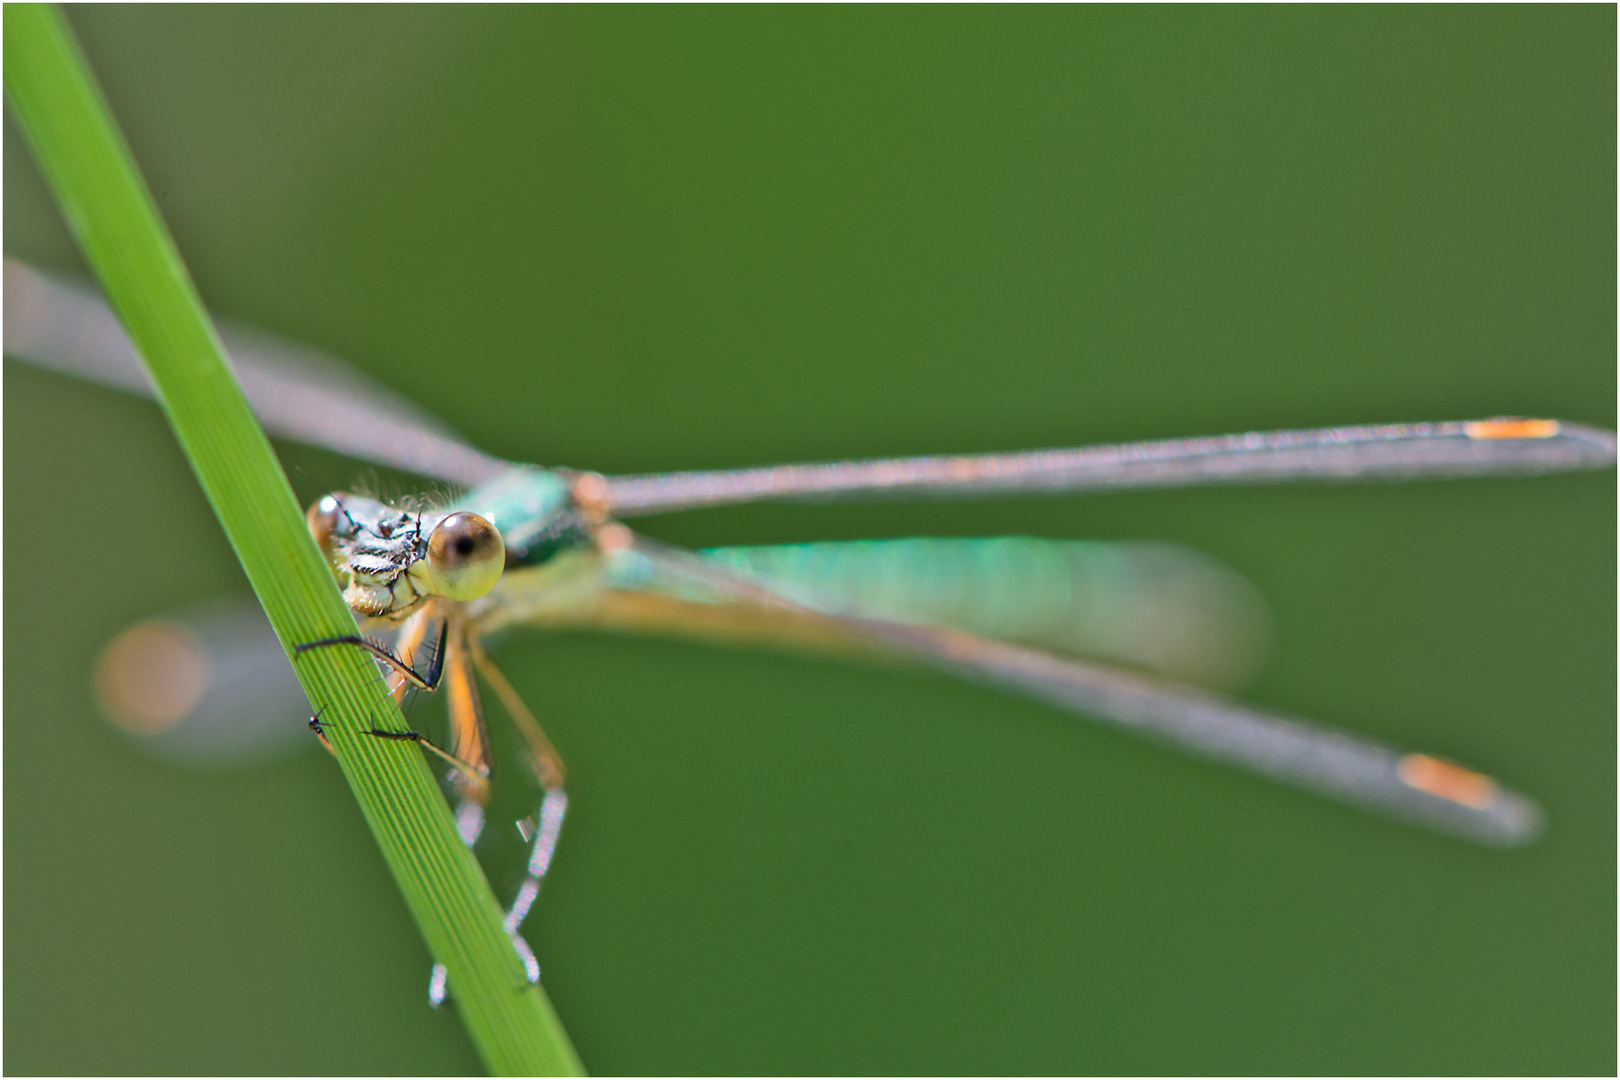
1397, 753, 1543, 846
1489, 791, 1545, 847
1455, 788, 1544, 848
1464, 417, 1617, 468
1464, 417, 1563, 441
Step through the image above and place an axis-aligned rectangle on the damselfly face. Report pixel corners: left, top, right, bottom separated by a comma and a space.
307, 493, 504, 620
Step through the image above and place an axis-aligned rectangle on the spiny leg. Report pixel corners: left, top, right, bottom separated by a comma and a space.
506, 789, 568, 936
470, 638, 567, 791
417, 619, 496, 1005
363, 720, 491, 795
309, 612, 502, 1005
317, 616, 564, 1003
439, 619, 494, 805
471, 641, 568, 982
304, 612, 442, 757
384, 613, 474, 843
361, 708, 495, 1006
425, 619, 535, 1007
384, 608, 440, 702
294, 616, 451, 693
318, 709, 489, 849
302, 611, 482, 834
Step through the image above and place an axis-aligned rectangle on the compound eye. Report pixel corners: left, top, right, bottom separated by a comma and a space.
307, 496, 345, 559
425, 512, 505, 601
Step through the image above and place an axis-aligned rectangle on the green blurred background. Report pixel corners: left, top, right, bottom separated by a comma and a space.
4, 7, 1614, 1074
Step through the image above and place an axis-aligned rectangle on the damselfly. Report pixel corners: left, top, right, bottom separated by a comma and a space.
6, 257, 1614, 1003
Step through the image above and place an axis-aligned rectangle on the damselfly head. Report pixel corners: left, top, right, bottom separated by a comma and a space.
304, 493, 507, 617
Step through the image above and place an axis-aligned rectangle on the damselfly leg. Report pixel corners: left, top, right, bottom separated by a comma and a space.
295, 618, 452, 693
298, 609, 568, 1005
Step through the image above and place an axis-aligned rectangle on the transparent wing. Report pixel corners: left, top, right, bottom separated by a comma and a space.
91, 599, 315, 767
603, 418, 1616, 516
699, 537, 1270, 689
598, 535, 1542, 846
3, 258, 507, 485
13, 257, 1610, 510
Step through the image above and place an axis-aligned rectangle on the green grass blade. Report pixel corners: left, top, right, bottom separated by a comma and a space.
3, 6, 582, 1074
